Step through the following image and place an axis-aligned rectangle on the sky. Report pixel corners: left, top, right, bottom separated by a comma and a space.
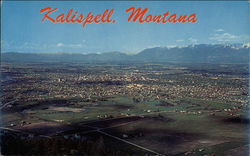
1, 1, 250, 54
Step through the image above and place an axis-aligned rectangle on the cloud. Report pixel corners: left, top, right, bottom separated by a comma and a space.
68, 43, 83, 48
188, 37, 198, 43
55, 42, 85, 49
210, 28, 250, 43
215, 29, 224, 32
176, 39, 184, 42
209, 33, 237, 42
165, 45, 188, 49
146, 44, 162, 49
209, 32, 250, 43
56, 43, 64, 47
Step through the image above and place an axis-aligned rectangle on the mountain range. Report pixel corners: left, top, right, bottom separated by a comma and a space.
2, 44, 249, 63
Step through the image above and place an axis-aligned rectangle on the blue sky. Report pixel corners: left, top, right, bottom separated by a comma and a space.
1, 1, 249, 53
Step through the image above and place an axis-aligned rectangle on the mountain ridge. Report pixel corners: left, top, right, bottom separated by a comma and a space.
2, 44, 249, 63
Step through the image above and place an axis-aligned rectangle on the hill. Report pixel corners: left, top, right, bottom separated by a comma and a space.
2, 44, 249, 63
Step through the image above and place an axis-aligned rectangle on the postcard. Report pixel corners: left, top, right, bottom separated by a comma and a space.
1, 1, 249, 156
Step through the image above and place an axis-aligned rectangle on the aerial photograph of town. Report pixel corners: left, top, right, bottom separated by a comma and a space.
1, 1, 249, 156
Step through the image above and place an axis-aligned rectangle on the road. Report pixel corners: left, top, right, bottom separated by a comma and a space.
0, 100, 17, 110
